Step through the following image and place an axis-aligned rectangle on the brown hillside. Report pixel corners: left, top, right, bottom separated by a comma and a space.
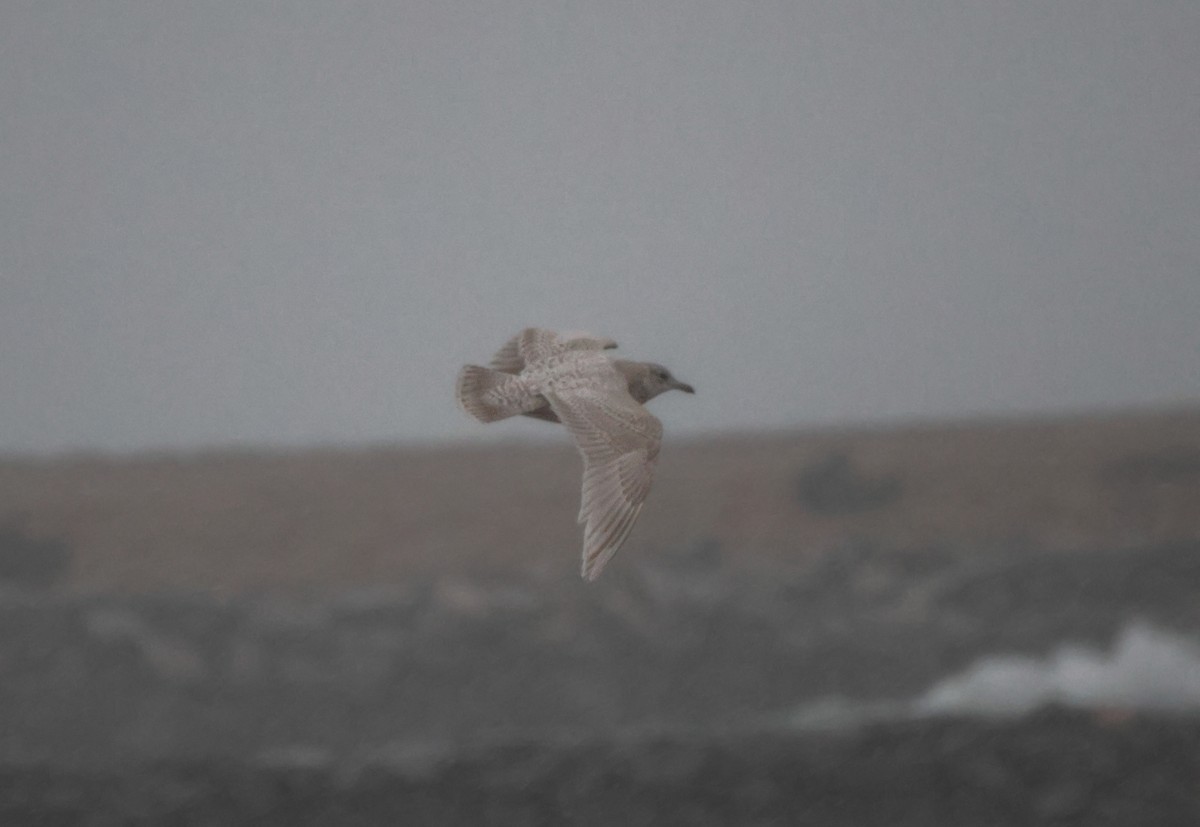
1, 408, 1198, 595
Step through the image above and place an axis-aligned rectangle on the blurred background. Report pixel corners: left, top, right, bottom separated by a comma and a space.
2, 2, 1198, 824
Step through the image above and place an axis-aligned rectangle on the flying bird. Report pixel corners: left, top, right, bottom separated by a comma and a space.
456, 328, 695, 579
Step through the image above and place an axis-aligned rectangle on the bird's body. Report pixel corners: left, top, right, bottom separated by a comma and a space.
456, 328, 694, 579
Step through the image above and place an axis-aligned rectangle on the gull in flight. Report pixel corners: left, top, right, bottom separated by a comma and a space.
456, 327, 695, 579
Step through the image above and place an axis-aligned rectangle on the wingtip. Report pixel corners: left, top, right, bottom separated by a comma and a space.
581, 557, 607, 581
580, 546, 610, 583
456, 364, 512, 423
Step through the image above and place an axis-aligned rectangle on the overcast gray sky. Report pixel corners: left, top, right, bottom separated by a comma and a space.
2, 1, 1197, 454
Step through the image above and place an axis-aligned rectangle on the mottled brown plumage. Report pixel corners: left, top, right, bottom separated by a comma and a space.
456, 328, 694, 579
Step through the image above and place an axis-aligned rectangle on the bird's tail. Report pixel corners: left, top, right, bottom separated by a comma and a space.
456, 365, 532, 423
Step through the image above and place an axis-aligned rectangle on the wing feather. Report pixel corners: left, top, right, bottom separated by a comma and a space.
544, 376, 662, 580
492, 329, 618, 374
489, 335, 526, 374
516, 328, 564, 366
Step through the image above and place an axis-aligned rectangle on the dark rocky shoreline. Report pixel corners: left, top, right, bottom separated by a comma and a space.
4, 710, 1198, 826
2, 540, 1198, 823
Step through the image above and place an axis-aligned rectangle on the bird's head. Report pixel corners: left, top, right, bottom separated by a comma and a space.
632, 362, 695, 403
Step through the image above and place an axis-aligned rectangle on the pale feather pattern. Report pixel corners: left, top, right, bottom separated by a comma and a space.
454, 366, 541, 422
517, 327, 570, 367
541, 366, 663, 580
459, 327, 691, 579
489, 335, 527, 374
490, 329, 617, 374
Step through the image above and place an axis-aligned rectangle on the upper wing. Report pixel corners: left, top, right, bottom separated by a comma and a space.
489, 334, 527, 374
490, 328, 617, 374
544, 366, 662, 580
